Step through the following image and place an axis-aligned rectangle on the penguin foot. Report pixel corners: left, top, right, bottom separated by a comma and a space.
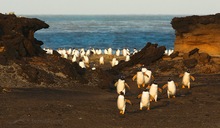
138, 85, 140, 88
173, 96, 175, 98
182, 85, 185, 88
140, 108, 142, 111
147, 107, 150, 110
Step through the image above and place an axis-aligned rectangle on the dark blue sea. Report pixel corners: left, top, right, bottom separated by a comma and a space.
25, 15, 183, 51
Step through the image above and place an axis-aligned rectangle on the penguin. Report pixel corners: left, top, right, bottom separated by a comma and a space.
72, 55, 77, 62
137, 89, 150, 110
162, 78, 178, 98
132, 68, 149, 88
179, 69, 195, 89
116, 49, 120, 56
148, 81, 162, 102
83, 55, 89, 64
125, 54, 130, 62
99, 56, 104, 65
114, 76, 130, 94
111, 57, 118, 67
141, 67, 154, 86
108, 48, 112, 55
122, 48, 127, 56
117, 91, 132, 115
79, 59, 86, 68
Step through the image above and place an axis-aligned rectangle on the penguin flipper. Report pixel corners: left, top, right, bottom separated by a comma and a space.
114, 82, 118, 87
175, 83, 179, 87
190, 76, 195, 81
144, 73, 149, 78
125, 99, 132, 105
132, 75, 137, 81
137, 94, 142, 99
125, 83, 130, 90
179, 74, 184, 78
158, 88, 162, 93
162, 84, 168, 89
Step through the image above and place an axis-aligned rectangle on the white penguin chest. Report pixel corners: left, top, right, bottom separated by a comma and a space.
137, 72, 144, 84
168, 81, 176, 93
141, 92, 150, 104
117, 80, 125, 91
149, 84, 158, 96
117, 96, 125, 109
183, 72, 190, 85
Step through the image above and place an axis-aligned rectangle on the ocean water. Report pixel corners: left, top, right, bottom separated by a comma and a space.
26, 15, 182, 51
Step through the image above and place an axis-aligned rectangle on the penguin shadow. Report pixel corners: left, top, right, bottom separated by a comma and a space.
150, 100, 170, 110
176, 88, 192, 97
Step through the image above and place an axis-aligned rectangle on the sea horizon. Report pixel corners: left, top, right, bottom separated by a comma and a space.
22, 14, 187, 51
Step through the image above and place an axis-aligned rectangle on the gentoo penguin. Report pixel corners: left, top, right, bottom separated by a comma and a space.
116, 49, 120, 56
107, 48, 112, 55
148, 81, 162, 102
83, 55, 89, 64
111, 57, 118, 67
132, 68, 149, 88
79, 59, 86, 68
138, 89, 150, 110
125, 54, 130, 62
142, 67, 154, 86
99, 56, 104, 65
162, 78, 178, 98
179, 69, 195, 89
114, 76, 130, 94
117, 91, 132, 115
72, 55, 77, 62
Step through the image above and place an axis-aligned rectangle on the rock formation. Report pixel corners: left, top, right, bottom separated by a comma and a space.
171, 13, 220, 56
0, 13, 49, 61
112, 42, 166, 71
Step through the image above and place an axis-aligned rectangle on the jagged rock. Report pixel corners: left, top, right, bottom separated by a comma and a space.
189, 48, 199, 56
183, 58, 198, 68
0, 13, 49, 60
171, 13, 220, 56
112, 42, 165, 71
169, 51, 179, 59
199, 53, 211, 64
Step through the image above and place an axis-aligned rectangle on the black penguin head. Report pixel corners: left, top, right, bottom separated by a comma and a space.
143, 88, 149, 92
168, 78, 172, 82
79, 59, 83, 62
120, 75, 125, 80
186, 69, 190, 73
137, 67, 142, 72
119, 91, 125, 96
153, 80, 157, 85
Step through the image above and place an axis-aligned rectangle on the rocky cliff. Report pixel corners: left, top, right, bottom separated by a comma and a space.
0, 13, 49, 61
171, 13, 220, 56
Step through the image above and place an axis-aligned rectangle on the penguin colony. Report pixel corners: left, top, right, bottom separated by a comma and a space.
43, 47, 191, 115
116, 67, 195, 115
43, 47, 174, 69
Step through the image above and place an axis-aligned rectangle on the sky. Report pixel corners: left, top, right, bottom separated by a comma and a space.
0, 0, 219, 15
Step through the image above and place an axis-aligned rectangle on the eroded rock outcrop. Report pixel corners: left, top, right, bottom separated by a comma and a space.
0, 13, 115, 88
0, 13, 49, 61
112, 42, 166, 71
171, 13, 220, 56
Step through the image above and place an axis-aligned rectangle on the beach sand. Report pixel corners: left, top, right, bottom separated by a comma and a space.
0, 73, 219, 128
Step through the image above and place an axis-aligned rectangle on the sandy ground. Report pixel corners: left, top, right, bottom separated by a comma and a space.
0, 74, 220, 128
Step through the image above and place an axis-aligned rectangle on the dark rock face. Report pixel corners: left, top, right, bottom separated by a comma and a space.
0, 13, 49, 60
183, 48, 211, 68
112, 42, 166, 71
171, 13, 220, 56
